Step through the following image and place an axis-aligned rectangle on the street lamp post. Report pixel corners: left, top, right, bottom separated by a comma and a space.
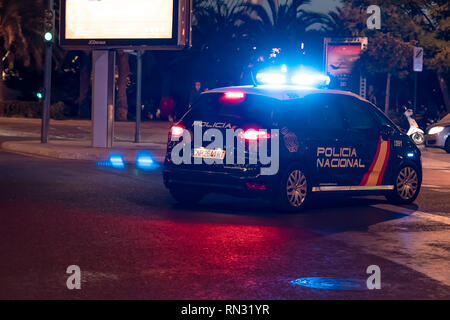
41, 0, 54, 144
135, 51, 143, 143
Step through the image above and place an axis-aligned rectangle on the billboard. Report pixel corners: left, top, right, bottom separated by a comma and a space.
324, 38, 367, 92
60, 0, 191, 49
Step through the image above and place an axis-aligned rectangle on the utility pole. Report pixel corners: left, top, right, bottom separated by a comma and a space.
135, 51, 143, 143
41, 0, 55, 143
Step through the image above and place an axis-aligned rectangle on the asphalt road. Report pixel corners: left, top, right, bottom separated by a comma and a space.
0, 148, 449, 299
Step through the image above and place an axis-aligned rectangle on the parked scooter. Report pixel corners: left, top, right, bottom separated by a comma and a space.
403, 108, 425, 145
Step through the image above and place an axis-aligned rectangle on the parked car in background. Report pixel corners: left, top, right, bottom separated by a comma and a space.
425, 113, 450, 153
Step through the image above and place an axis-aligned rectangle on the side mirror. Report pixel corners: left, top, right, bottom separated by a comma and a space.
380, 124, 395, 139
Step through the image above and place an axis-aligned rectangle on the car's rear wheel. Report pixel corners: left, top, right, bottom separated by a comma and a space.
169, 187, 205, 205
274, 166, 311, 212
386, 165, 421, 204
445, 138, 450, 153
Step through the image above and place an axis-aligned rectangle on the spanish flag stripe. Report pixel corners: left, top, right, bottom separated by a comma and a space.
365, 141, 388, 186
376, 140, 391, 185
360, 137, 382, 186
360, 137, 391, 186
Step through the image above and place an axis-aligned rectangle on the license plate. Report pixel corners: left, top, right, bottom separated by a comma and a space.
193, 148, 226, 160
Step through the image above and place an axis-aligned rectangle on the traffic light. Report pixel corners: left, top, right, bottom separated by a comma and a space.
36, 88, 44, 100
44, 9, 55, 43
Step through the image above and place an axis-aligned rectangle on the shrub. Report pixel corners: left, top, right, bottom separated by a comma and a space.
0, 100, 65, 119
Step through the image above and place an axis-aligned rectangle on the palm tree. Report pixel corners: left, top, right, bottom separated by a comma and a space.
0, 0, 45, 103
240, 0, 326, 54
324, 4, 367, 37
193, 0, 245, 86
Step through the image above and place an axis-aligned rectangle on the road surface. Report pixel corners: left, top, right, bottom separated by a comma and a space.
0, 145, 449, 299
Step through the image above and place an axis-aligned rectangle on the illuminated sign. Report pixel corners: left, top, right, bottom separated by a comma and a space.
60, 0, 191, 49
323, 37, 367, 91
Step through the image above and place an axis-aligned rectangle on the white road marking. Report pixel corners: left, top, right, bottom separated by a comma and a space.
327, 204, 450, 287
371, 204, 450, 225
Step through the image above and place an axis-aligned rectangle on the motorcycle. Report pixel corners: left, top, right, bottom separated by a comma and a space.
404, 108, 425, 145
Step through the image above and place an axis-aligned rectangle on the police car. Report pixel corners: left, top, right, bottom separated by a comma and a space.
163, 80, 422, 212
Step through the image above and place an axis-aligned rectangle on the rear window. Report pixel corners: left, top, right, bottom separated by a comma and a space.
185, 92, 276, 126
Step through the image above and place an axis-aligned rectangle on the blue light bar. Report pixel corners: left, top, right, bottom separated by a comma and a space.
255, 66, 330, 88
291, 73, 330, 86
256, 72, 287, 85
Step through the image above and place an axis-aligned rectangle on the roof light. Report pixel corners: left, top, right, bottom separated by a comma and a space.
256, 72, 287, 85
291, 73, 330, 86
281, 64, 288, 73
224, 91, 245, 100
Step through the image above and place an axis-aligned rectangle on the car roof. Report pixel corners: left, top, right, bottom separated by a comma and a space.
205, 85, 366, 102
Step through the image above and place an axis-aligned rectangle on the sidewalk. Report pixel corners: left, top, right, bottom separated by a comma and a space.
0, 117, 171, 163
1, 117, 449, 168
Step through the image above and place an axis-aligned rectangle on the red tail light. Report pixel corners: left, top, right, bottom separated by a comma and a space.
170, 125, 185, 139
240, 129, 270, 141
224, 91, 245, 100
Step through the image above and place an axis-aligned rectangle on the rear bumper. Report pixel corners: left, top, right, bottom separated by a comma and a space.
163, 162, 279, 197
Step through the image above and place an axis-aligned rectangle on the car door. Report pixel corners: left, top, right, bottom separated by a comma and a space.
298, 93, 348, 187
339, 96, 388, 187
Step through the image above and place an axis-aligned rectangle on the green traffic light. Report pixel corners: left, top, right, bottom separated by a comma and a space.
44, 32, 53, 42
36, 92, 43, 99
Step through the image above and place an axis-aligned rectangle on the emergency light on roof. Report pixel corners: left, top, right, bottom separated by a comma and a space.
255, 65, 330, 88
255, 72, 287, 85
291, 73, 331, 86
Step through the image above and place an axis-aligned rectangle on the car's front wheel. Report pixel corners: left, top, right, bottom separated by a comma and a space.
274, 166, 311, 212
169, 187, 205, 205
386, 165, 421, 204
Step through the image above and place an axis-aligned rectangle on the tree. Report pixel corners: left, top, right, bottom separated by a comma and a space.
0, 0, 45, 102
340, 0, 450, 112
241, 0, 325, 53
324, 3, 367, 37
192, 0, 246, 86
116, 51, 130, 121
357, 32, 412, 113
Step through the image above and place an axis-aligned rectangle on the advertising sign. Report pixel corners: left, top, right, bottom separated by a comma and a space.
324, 38, 368, 93
60, 0, 191, 49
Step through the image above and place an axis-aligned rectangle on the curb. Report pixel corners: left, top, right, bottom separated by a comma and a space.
1, 140, 166, 164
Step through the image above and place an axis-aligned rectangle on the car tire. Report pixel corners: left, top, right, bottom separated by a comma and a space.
445, 138, 450, 154
386, 165, 421, 204
273, 165, 311, 213
169, 187, 205, 205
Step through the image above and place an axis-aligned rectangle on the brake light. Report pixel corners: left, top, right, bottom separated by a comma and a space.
170, 125, 184, 139
240, 129, 270, 141
224, 91, 245, 100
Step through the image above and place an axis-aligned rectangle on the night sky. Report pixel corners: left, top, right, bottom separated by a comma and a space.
304, 0, 342, 13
